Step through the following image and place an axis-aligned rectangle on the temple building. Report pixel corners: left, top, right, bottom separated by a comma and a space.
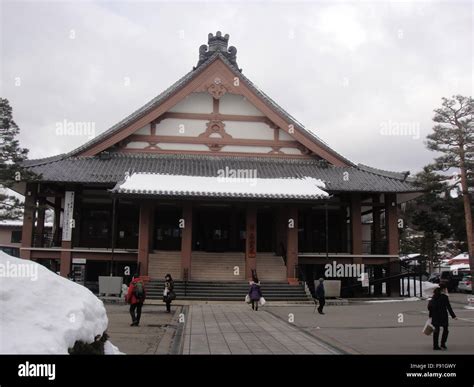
15, 32, 419, 298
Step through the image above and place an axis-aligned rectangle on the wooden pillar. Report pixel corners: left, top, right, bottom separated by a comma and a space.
245, 206, 257, 280
52, 196, 61, 247
138, 201, 153, 276
181, 202, 193, 280
372, 194, 382, 254
36, 197, 46, 248
385, 193, 400, 296
286, 206, 299, 284
351, 194, 362, 255
304, 211, 312, 252
20, 183, 37, 260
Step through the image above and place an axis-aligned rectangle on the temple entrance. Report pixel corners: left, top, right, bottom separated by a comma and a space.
257, 208, 276, 252
193, 205, 245, 252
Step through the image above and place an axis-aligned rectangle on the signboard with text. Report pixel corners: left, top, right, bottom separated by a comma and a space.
62, 191, 75, 241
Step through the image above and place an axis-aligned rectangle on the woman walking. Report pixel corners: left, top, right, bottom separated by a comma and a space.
428, 287, 457, 350
248, 275, 262, 311
163, 274, 175, 313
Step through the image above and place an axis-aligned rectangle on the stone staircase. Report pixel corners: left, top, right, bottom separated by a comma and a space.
146, 251, 305, 301
148, 251, 182, 280
191, 252, 246, 281
145, 280, 310, 302
256, 253, 287, 283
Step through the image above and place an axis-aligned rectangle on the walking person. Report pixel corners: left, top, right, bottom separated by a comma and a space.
428, 287, 457, 350
248, 274, 262, 311
126, 275, 146, 326
163, 274, 175, 313
315, 278, 326, 315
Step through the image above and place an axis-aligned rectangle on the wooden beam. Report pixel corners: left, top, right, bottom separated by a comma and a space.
127, 134, 299, 148
161, 111, 269, 123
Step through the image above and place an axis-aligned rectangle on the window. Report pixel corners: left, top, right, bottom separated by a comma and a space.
11, 230, 22, 243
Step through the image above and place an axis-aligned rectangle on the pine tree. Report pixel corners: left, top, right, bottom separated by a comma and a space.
401, 168, 452, 271
0, 98, 34, 220
426, 95, 473, 290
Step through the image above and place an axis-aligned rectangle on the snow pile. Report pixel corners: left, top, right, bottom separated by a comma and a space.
400, 278, 438, 298
0, 251, 120, 354
113, 172, 328, 199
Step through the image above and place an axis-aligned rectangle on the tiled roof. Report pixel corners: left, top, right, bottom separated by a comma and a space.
24, 153, 418, 193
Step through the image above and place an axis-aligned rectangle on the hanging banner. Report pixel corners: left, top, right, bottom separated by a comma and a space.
62, 191, 75, 241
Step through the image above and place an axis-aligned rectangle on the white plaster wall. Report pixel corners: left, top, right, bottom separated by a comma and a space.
221, 145, 273, 153
158, 143, 209, 151
135, 124, 151, 135
219, 94, 264, 116
224, 121, 274, 140
280, 147, 302, 155
156, 118, 207, 136
126, 141, 149, 149
169, 92, 213, 113
279, 129, 294, 140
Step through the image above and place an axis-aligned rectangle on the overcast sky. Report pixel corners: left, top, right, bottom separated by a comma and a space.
1, 0, 472, 174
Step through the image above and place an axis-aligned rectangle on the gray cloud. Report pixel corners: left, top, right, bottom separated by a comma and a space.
1, 0, 472, 174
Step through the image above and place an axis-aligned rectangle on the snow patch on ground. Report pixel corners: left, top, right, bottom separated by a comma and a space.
400, 279, 438, 298
0, 251, 120, 354
104, 340, 124, 354
365, 297, 420, 303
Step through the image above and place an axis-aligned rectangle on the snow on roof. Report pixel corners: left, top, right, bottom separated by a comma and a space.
0, 220, 54, 228
450, 252, 469, 261
112, 173, 329, 200
0, 220, 24, 227
450, 263, 470, 271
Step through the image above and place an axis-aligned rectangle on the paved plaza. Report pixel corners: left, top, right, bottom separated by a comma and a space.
182, 303, 339, 354
105, 294, 474, 355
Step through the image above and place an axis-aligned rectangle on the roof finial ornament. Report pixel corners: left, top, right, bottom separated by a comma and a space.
194, 31, 241, 71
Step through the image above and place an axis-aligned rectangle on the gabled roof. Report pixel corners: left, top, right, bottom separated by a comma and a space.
65, 32, 353, 166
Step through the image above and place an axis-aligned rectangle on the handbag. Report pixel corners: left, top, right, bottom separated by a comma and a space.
259, 297, 266, 306
169, 290, 176, 300
422, 318, 434, 335
245, 294, 251, 304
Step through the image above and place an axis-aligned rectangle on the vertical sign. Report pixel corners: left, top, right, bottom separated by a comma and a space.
361, 272, 369, 288
62, 191, 75, 241
248, 224, 256, 258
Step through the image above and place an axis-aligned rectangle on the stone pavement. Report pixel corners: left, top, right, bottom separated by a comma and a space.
105, 303, 175, 354
266, 293, 474, 354
182, 303, 339, 354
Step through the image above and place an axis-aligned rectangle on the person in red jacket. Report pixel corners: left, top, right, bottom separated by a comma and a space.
126, 276, 146, 326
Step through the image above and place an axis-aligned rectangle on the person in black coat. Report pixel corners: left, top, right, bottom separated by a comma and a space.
315, 278, 326, 314
428, 287, 457, 350
163, 274, 175, 313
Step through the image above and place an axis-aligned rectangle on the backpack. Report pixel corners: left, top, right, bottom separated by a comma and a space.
133, 280, 145, 300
